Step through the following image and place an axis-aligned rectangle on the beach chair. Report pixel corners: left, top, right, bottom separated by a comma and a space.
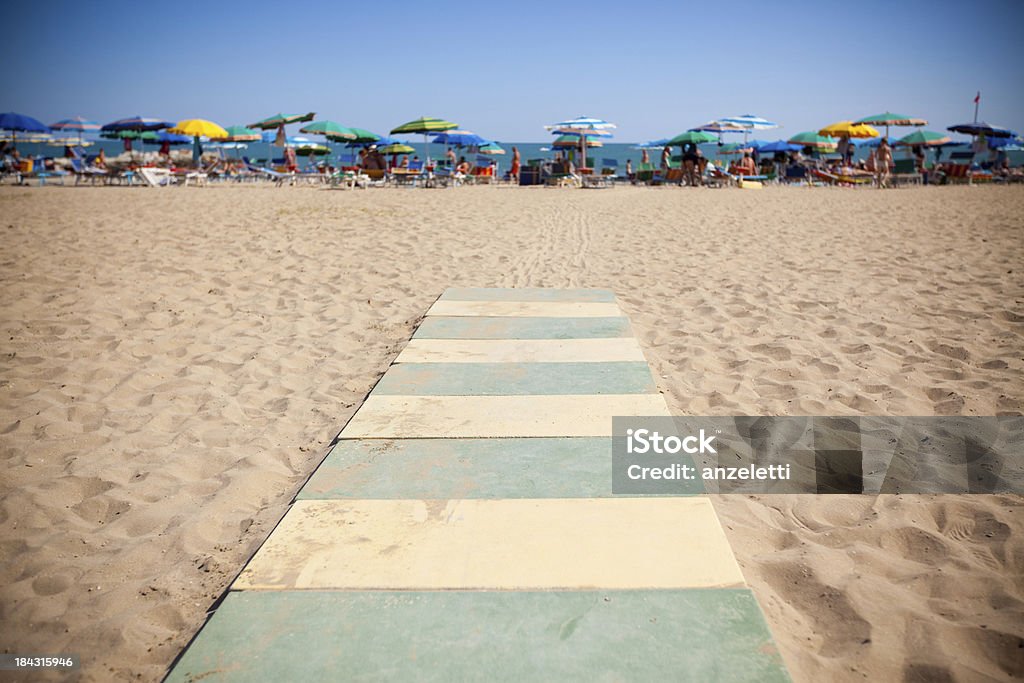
138, 167, 174, 187
704, 165, 737, 188
783, 165, 808, 184
244, 161, 292, 186
69, 158, 109, 185
891, 158, 922, 186
600, 158, 618, 177
940, 151, 975, 184
470, 156, 495, 184
635, 162, 655, 184
30, 157, 67, 186
391, 160, 424, 187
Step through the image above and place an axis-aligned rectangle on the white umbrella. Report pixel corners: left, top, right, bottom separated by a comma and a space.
544, 116, 616, 170
718, 115, 779, 144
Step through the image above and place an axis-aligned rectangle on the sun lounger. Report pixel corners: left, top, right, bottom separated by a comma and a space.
69, 158, 109, 185
810, 169, 873, 186
782, 165, 808, 184
891, 158, 922, 186
138, 167, 174, 187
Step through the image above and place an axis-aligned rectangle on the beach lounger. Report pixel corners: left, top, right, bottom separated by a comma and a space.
69, 158, 109, 185
892, 158, 922, 186
600, 158, 618, 177
810, 169, 873, 187
30, 157, 67, 186
783, 165, 808, 184
635, 162, 655, 184
940, 151, 976, 184
244, 162, 292, 186
138, 167, 174, 187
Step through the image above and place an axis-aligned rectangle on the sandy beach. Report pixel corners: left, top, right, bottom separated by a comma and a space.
1, 184, 1022, 681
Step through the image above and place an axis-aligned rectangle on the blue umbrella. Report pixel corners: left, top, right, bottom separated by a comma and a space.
101, 116, 173, 132
0, 112, 51, 149
946, 121, 1017, 138
757, 140, 801, 154
636, 138, 670, 149
432, 131, 486, 147
143, 131, 191, 145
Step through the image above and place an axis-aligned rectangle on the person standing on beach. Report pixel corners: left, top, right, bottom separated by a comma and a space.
510, 146, 521, 182
661, 145, 671, 171
641, 148, 649, 165
875, 138, 893, 188
446, 147, 456, 169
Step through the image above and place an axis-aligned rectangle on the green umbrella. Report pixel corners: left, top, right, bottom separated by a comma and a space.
342, 128, 381, 144
895, 130, 950, 147
221, 125, 261, 141
667, 130, 718, 146
299, 120, 356, 140
788, 132, 837, 150
390, 116, 458, 164
247, 112, 316, 129
855, 112, 926, 138
476, 142, 505, 155
294, 144, 331, 156
379, 143, 415, 155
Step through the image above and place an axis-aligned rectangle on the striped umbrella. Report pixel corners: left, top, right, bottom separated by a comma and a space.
718, 115, 779, 144
344, 128, 381, 144
553, 134, 603, 149
855, 112, 926, 138
221, 125, 262, 142
50, 116, 100, 147
789, 132, 837, 150
299, 120, 356, 141
390, 117, 458, 164
690, 121, 746, 134
545, 116, 616, 169
475, 142, 505, 155
894, 130, 950, 147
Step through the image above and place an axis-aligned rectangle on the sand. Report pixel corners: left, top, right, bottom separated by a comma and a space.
0, 183, 1021, 682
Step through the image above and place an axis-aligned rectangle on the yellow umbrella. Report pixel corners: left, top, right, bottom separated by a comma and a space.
819, 121, 879, 139
168, 119, 229, 139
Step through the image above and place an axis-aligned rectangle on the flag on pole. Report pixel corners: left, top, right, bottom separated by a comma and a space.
974, 91, 981, 104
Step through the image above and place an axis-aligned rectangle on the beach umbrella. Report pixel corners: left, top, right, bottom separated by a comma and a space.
718, 143, 748, 155
548, 116, 616, 131
294, 144, 330, 156
248, 113, 316, 129
221, 125, 261, 141
476, 142, 505, 155
718, 114, 779, 144
432, 130, 486, 147
789, 132, 837, 150
168, 118, 228, 139
719, 114, 779, 130
635, 138, 670, 149
946, 121, 1017, 138
667, 130, 718, 146
102, 116, 173, 132
855, 112, 926, 138
101, 116, 173, 160
342, 128, 381, 144
545, 116, 616, 169
248, 112, 316, 157
299, 120, 356, 141
144, 131, 191, 145
895, 130, 951, 147
391, 117, 458, 164
379, 143, 415, 155
0, 112, 51, 150
169, 119, 229, 163
819, 121, 879, 139
757, 140, 801, 154
553, 134, 603, 149
689, 121, 746, 134
50, 116, 99, 147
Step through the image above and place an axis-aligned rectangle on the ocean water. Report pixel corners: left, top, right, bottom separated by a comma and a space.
11, 138, 1022, 170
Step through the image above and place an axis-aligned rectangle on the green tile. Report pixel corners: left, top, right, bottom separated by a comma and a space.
370, 362, 656, 396
440, 288, 616, 302
167, 590, 790, 683
414, 316, 632, 340
298, 438, 705, 499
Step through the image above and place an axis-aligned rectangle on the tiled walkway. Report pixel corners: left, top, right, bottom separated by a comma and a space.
167, 288, 790, 682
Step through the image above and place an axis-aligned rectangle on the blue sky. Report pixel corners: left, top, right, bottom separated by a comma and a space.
3, 0, 1023, 142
